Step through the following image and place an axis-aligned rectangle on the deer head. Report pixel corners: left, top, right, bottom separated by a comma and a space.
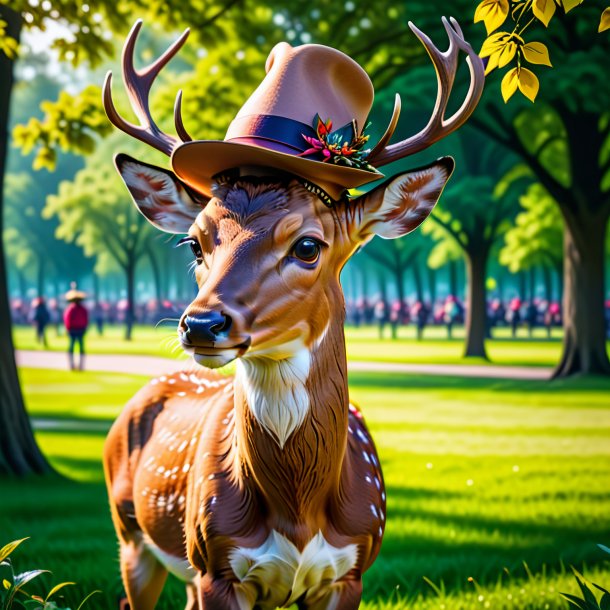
104, 18, 483, 369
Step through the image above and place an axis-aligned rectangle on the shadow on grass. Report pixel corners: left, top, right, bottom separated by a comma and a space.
360, 483, 610, 602
347, 370, 610, 394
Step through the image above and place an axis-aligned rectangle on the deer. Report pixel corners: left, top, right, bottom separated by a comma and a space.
102, 17, 484, 610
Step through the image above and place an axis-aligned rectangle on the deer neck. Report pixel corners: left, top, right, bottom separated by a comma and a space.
233, 319, 349, 528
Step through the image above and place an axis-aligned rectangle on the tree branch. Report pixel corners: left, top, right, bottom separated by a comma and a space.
429, 213, 468, 251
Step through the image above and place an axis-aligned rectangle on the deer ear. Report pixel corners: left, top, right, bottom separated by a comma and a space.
114, 153, 208, 234
355, 157, 454, 240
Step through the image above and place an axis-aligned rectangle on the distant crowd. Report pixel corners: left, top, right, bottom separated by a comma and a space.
13, 293, 610, 345
346, 295, 581, 340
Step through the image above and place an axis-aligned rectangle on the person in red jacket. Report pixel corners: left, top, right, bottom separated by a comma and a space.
63, 285, 89, 371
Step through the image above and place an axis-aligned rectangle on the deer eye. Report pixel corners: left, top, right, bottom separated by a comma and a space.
291, 237, 321, 265
176, 236, 203, 264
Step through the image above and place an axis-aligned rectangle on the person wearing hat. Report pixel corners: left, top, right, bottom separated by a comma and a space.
63, 283, 89, 371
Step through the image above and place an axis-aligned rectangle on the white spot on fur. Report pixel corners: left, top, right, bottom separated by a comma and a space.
230, 530, 357, 609
236, 349, 311, 448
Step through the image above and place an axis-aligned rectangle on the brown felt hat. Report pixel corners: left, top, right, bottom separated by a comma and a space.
170, 42, 384, 200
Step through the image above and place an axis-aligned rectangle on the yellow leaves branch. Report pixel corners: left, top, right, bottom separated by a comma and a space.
474, 0, 605, 103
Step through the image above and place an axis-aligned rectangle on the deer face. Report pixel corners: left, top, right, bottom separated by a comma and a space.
117, 154, 453, 368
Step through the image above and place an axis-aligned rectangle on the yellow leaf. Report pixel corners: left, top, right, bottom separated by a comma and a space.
474, 0, 509, 34
561, 0, 583, 12
485, 50, 501, 75
599, 7, 610, 32
0, 538, 28, 563
501, 68, 519, 102
522, 41, 552, 66
498, 41, 517, 68
480, 31, 510, 57
3, 579, 11, 590
532, 0, 557, 26
517, 67, 540, 102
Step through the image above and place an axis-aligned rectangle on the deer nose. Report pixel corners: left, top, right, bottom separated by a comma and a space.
183, 312, 232, 344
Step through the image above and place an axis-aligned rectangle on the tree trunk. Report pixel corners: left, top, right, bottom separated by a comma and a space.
394, 266, 405, 304
148, 247, 163, 303
554, 212, 610, 377
124, 261, 136, 341
17, 269, 26, 300
542, 266, 553, 302
519, 272, 527, 300
412, 262, 423, 303
428, 266, 437, 304
528, 267, 536, 301
37, 257, 45, 296
464, 247, 489, 360
0, 6, 51, 476
377, 269, 387, 302
448, 260, 458, 297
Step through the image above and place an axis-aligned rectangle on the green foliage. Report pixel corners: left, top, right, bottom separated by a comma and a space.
12, 86, 111, 171
44, 136, 156, 275
423, 134, 527, 257
561, 562, 610, 610
0, 17, 17, 58
0, 538, 97, 610
500, 183, 563, 273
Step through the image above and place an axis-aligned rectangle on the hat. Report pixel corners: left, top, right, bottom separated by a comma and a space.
171, 42, 384, 200
65, 282, 86, 302
104, 18, 485, 201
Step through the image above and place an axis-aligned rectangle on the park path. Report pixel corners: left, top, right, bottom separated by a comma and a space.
16, 349, 552, 380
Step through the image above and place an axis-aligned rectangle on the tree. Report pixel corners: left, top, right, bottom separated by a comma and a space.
362, 229, 432, 305
0, 0, 245, 476
423, 133, 527, 359
500, 183, 564, 301
45, 137, 159, 340
0, 5, 50, 475
471, 0, 610, 375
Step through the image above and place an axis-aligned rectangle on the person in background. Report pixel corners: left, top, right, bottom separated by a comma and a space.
64, 284, 89, 371
374, 298, 388, 339
444, 295, 459, 339
30, 296, 50, 347
525, 300, 538, 337
507, 296, 522, 338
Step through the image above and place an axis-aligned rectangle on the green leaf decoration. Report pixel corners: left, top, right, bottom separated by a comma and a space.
0, 539, 29, 563
45, 581, 76, 602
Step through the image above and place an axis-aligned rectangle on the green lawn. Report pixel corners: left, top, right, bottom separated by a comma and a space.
14, 322, 605, 367
1, 367, 609, 609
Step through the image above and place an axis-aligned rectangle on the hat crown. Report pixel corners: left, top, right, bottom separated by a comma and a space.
227, 42, 374, 139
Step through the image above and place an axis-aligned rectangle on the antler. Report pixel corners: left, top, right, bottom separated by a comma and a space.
103, 20, 193, 156
368, 17, 485, 167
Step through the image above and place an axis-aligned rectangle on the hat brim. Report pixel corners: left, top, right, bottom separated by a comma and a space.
65, 291, 87, 301
171, 140, 384, 200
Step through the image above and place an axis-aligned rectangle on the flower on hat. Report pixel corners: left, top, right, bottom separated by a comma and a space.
299, 114, 377, 172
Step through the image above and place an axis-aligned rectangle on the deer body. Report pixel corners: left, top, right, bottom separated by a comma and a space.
102, 17, 483, 610
104, 180, 391, 609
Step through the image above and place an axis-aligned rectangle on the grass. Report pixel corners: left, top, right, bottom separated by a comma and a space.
1, 367, 609, 609
14, 323, 609, 368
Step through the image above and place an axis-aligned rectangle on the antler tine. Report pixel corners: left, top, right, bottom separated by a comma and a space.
368, 17, 485, 167
102, 19, 191, 156
174, 90, 193, 142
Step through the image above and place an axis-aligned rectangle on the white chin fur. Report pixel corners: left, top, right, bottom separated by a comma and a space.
236, 348, 311, 448
193, 350, 239, 369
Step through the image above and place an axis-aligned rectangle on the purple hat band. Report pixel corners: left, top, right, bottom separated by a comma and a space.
225, 114, 318, 155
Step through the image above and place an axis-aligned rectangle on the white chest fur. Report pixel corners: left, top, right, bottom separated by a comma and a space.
236, 349, 311, 448
229, 530, 358, 609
